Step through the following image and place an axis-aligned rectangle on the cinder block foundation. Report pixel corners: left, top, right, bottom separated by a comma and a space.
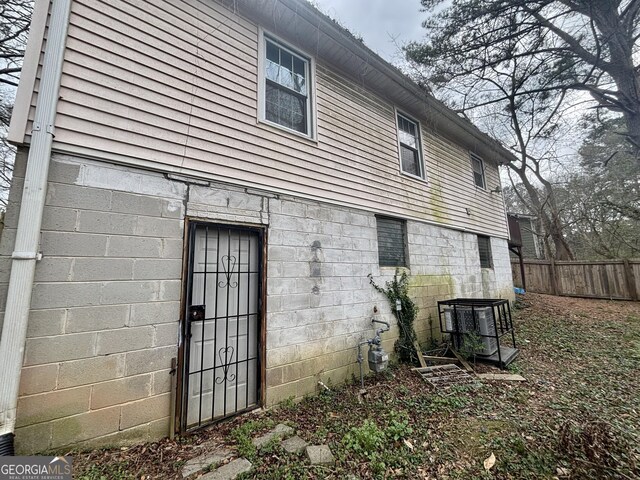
0, 152, 514, 452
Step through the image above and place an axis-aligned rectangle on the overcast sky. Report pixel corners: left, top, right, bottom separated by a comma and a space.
313, 0, 428, 64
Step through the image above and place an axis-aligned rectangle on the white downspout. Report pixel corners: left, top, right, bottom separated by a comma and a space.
0, 0, 72, 453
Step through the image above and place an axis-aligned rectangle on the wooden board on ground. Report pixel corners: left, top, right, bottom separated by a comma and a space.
477, 373, 526, 382
414, 340, 427, 368
413, 364, 477, 389
422, 355, 461, 365
450, 349, 474, 372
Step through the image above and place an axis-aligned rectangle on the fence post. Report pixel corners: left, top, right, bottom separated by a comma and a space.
549, 260, 559, 296
623, 260, 638, 301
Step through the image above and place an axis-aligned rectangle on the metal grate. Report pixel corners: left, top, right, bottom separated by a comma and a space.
183, 223, 262, 430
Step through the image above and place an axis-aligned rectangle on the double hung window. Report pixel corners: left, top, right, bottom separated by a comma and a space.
397, 113, 424, 179
470, 153, 486, 189
262, 36, 312, 136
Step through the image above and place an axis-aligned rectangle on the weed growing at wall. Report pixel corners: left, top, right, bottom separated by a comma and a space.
368, 270, 419, 364
459, 331, 485, 363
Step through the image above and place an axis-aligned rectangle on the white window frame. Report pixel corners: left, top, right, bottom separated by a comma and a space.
395, 109, 426, 181
257, 28, 317, 140
470, 152, 486, 189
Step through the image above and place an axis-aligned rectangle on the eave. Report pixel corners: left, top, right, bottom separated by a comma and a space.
231, 0, 517, 166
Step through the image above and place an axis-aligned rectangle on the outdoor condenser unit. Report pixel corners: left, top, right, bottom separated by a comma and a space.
444, 306, 498, 356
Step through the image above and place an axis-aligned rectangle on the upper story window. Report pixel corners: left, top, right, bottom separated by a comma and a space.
470, 153, 486, 189
260, 34, 313, 137
396, 112, 425, 179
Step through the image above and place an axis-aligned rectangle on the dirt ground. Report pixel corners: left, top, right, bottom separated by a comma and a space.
72, 293, 640, 479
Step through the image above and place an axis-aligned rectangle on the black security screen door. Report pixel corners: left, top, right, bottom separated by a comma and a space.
183, 222, 262, 429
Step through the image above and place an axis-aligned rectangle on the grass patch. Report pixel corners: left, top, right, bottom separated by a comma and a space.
230, 418, 275, 460
76, 462, 133, 480
70, 294, 640, 479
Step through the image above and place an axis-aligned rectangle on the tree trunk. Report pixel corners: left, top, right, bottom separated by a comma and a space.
589, 3, 640, 158
508, 163, 575, 261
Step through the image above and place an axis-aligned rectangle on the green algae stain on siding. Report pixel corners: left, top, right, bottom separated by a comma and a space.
425, 178, 451, 225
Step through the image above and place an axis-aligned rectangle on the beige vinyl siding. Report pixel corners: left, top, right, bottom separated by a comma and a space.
27, 0, 508, 237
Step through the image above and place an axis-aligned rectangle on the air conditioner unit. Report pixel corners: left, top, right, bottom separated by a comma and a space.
444, 306, 498, 356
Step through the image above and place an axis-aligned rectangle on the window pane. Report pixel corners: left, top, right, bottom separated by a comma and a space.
398, 115, 417, 137
399, 130, 417, 149
474, 171, 485, 189
280, 50, 293, 71
292, 57, 306, 94
293, 57, 305, 76
265, 40, 308, 94
265, 83, 307, 134
266, 40, 279, 63
472, 157, 482, 173
398, 114, 423, 178
266, 59, 280, 83
293, 73, 306, 95
400, 145, 419, 176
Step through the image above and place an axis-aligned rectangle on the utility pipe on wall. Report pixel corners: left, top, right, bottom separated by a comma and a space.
0, 0, 72, 454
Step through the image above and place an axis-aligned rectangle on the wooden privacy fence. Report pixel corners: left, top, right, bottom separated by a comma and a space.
511, 259, 640, 301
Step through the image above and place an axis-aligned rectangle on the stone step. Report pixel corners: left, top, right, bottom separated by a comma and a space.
252, 423, 295, 449
182, 448, 233, 478
281, 435, 308, 453
200, 458, 252, 480
306, 445, 335, 465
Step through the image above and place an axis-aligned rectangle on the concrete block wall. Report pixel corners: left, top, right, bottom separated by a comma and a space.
0, 152, 514, 452
407, 223, 515, 341
185, 181, 400, 405
262, 199, 393, 404
262, 199, 514, 404
0, 152, 185, 453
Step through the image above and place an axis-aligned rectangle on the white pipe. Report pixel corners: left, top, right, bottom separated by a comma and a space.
317, 381, 331, 392
0, 0, 72, 438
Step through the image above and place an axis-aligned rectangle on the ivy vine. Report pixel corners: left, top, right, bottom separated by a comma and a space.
368, 270, 419, 365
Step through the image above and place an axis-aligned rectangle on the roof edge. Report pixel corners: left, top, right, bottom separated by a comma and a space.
7, 0, 49, 145
234, 0, 517, 166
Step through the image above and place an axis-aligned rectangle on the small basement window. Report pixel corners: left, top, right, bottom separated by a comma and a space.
477, 235, 493, 268
376, 216, 407, 267
397, 112, 425, 179
470, 153, 486, 189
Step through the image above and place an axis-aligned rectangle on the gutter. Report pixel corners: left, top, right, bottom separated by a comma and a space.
0, 0, 72, 455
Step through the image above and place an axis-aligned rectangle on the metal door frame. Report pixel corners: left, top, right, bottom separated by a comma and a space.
175, 218, 266, 433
